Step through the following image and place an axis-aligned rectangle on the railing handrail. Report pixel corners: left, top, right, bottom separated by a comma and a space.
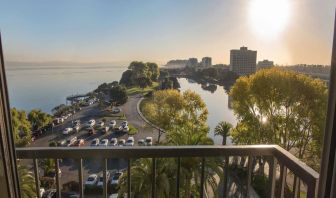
16, 145, 319, 183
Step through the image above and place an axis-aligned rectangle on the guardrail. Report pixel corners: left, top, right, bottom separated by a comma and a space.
16, 145, 319, 198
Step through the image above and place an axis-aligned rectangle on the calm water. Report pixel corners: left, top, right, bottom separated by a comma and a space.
6, 66, 236, 144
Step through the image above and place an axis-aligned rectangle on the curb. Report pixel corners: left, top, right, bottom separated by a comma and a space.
136, 97, 162, 131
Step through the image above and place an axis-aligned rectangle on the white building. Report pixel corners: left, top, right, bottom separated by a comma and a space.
201, 57, 212, 67
187, 58, 198, 67
230, 47, 257, 75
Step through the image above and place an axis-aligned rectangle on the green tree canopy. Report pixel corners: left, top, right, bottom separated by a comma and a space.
229, 68, 327, 170
28, 109, 52, 130
109, 85, 128, 105
120, 61, 160, 88
11, 108, 32, 147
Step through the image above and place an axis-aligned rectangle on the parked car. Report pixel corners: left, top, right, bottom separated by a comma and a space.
126, 137, 134, 146
110, 138, 118, 146
66, 136, 77, 147
62, 127, 73, 135
73, 120, 80, 127
99, 139, 109, 147
73, 139, 85, 147
85, 174, 98, 186
109, 120, 116, 128
73, 125, 80, 132
86, 119, 96, 127
101, 126, 110, 133
97, 121, 105, 127
57, 139, 67, 147
91, 138, 99, 146
121, 121, 128, 128
145, 137, 153, 146
110, 172, 123, 185
112, 107, 121, 114
138, 139, 145, 146
97, 172, 111, 187
118, 139, 126, 146
88, 127, 96, 135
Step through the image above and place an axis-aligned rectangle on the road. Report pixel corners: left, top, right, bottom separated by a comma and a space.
24, 95, 158, 196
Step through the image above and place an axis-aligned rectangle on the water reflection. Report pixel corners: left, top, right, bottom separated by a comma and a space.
177, 78, 237, 145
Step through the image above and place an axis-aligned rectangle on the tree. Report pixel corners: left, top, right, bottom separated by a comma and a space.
118, 158, 176, 197
147, 62, 160, 81
109, 85, 128, 105
214, 121, 232, 145
11, 108, 32, 147
28, 109, 52, 131
229, 68, 327, 170
18, 165, 36, 198
139, 89, 222, 197
119, 70, 133, 87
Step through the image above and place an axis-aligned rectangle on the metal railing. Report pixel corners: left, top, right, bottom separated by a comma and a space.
16, 145, 319, 198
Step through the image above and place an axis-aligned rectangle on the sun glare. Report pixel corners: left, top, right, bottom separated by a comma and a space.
248, 0, 291, 39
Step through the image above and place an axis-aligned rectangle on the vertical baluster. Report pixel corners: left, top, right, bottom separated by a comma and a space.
293, 176, 300, 198
103, 158, 108, 198
55, 159, 61, 198
33, 159, 41, 198
223, 156, 229, 198
176, 157, 181, 198
246, 156, 253, 198
78, 159, 83, 198
200, 158, 205, 198
306, 178, 318, 198
279, 164, 287, 198
127, 159, 131, 198
268, 156, 277, 198
152, 158, 156, 198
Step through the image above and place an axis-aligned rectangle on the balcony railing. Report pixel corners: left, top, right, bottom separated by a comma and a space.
16, 145, 319, 198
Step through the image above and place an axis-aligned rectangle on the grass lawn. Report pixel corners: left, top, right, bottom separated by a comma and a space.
126, 82, 159, 95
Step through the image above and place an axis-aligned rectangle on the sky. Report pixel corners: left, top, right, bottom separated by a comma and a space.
0, 0, 335, 66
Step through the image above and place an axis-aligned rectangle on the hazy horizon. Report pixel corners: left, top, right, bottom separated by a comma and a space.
1, 0, 335, 66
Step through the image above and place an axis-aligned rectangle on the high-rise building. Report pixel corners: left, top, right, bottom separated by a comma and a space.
230, 46, 257, 75
201, 57, 212, 67
257, 59, 274, 70
186, 58, 198, 67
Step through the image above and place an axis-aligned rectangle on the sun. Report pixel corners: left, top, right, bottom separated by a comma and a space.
248, 0, 291, 39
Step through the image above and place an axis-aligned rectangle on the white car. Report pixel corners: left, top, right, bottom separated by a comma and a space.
110, 172, 123, 185
110, 138, 118, 146
109, 120, 116, 128
145, 137, 153, 146
97, 172, 110, 187
63, 127, 73, 135
85, 174, 98, 186
138, 139, 145, 146
126, 137, 134, 146
121, 121, 128, 128
99, 139, 109, 147
118, 139, 126, 146
86, 119, 96, 127
73, 125, 80, 132
97, 121, 104, 127
91, 138, 100, 146
123, 126, 129, 132
66, 136, 77, 147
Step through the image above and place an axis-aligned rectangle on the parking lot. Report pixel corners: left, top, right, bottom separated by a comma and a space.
27, 95, 158, 196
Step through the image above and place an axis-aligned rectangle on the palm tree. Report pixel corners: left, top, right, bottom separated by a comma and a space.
18, 165, 36, 198
118, 158, 176, 197
214, 121, 232, 145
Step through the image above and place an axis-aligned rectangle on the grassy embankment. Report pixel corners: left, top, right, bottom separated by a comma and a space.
126, 82, 159, 95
